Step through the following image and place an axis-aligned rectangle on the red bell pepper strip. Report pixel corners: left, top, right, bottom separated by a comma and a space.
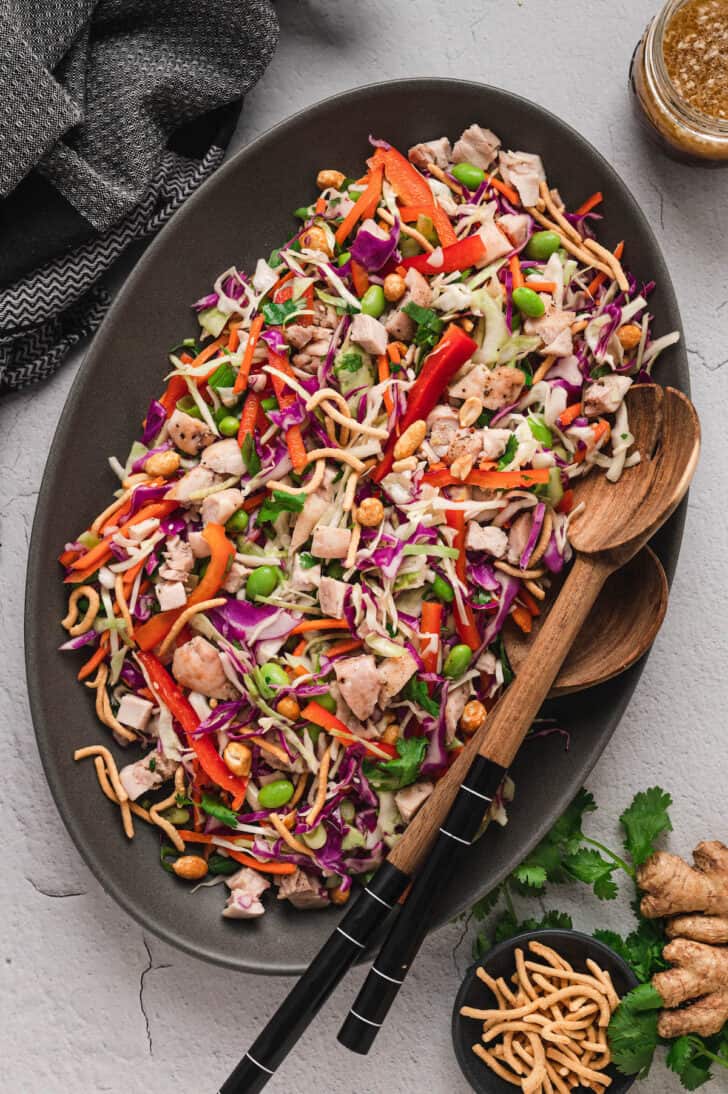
335, 163, 384, 246
421, 466, 551, 490
401, 232, 486, 275
135, 523, 234, 651
420, 600, 443, 680
446, 510, 482, 651
137, 651, 248, 807
267, 348, 308, 471
300, 701, 398, 759
371, 147, 458, 247
373, 324, 477, 483
159, 374, 189, 417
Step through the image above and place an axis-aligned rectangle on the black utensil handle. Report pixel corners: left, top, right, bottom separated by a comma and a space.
219, 859, 409, 1094
337, 754, 506, 1055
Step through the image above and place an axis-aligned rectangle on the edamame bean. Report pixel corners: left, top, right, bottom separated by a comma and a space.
260, 661, 289, 689
431, 576, 454, 603
337, 251, 351, 266
226, 509, 249, 534
451, 162, 485, 191
258, 779, 294, 809
443, 643, 474, 678
525, 230, 561, 260
360, 285, 386, 318
512, 286, 546, 318
261, 396, 278, 411
245, 565, 279, 601
218, 415, 240, 437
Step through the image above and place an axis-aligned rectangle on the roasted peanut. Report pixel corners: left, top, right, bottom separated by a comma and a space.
223, 741, 252, 778
393, 419, 427, 460
356, 497, 385, 527
172, 855, 209, 881
460, 700, 487, 735
380, 723, 401, 746
300, 225, 331, 254
144, 450, 181, 477
459, 396, 483, 428
276, 696, 301, 721
383, 273, 406, 302
392, 457, 418, 473
617, 323, 642, 350
316, 169, 345, 190
330, 885, 350, 905
451, 454, 474, 481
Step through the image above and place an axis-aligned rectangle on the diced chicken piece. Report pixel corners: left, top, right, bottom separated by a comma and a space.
311, 525, 352, 560
498, 213, 531, 250
334, 654, 381, 721
408, 136, 452, 170
201, 438, 245, 478
449, 363, 489, 402
117, 694, 155, 733
476, 649, 498, 674
167, 409, 215, 455
222, 867, 270, 919
119, 751, 176, 801
583, 374, 632, 418
319, 576, 348, 619
465, 522, 509, 557
378, 651, 418, 705
127, 518, 159, 542
498, 150, 546, 208
350, 313, 388, 356
222, 560, 248, 594
445, 428, 483, 466
168, 466, 217, 503
427, 405, 460, 455
156, 580, 187, 611
201, 488, 244, 526
452, 124, 501, 170
395, 780, 434, 824
291, 492, 329, 552
313, 299, 338, 330
542, 327, 573, 358
482, 366, 526, 410
507, 511, 533, 565
385, 308, 415, 342
480, 428, 512, 460
188, 530, 211, 558
445, 688, 469, 742
404, 267, 433, 307
525, 307, 576, 348
276, 868, 330, 909
335, 693, 372, 740
477, 218, 513, 264
159, 535, 194, 583
305, 334, 332, 358
172, 636, 236, 700
286, 323, 314, 350
290, 554, 321, 591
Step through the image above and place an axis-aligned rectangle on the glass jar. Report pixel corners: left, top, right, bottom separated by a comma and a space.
630, 0, 728, 165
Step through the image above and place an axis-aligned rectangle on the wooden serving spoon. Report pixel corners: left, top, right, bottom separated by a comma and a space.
505, 544, 669, 696
223, 386, 699, 1093
336, 384, 700, 1055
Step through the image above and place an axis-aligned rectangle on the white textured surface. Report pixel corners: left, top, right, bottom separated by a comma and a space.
2, 2, 727, 1091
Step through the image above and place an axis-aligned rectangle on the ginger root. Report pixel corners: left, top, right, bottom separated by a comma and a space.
638, 841, 728, 1038
637, 841, 728, 918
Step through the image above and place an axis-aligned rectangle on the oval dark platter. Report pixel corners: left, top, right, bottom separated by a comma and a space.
26, 78, 688, 974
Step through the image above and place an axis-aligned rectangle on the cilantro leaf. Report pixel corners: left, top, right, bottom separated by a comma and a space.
334, 350, 364, 374
207, 360, 236, 390
620, 786, 673, 866
471, 886, 503, 922
667, 1036, 715, 1091
261, 298, 302, 326
363, 736, 427, 791
200, 793, 239, 828
608, 983, 663, 1078
497, 434, 519, 470
402, 676, 440, 718
402, 301, 444, 349
298, 551, 318, 570
511, 862, 549, 890
241, 432, 261, 476
207, 854, 242, 877
258, 490, 305, 525
564, 848, 619, 900
590, 363, 612, 379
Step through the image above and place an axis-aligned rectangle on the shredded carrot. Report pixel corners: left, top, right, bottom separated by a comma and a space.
518, 588, 542, 616
557, 402, 583, 428
228, 322, 241, 352
325, 638, 364, 658
77, 634, 109, 680
487, 175, 520, 206
335, 163, 383, 246
523, 281, 558, 293
351, 259, 369, 298
58, 547, 82, 567
191, 335, 228, 387
377, 354, 395, 416
226, 850, 298, 875
511, 604, 533, 633
269, 269, 294, 297
575, 419, 611, 464
509, 255, 524, 289
284, 425, 308, 473
314, 196, 326, 215
574, 191, 603, 217
121, 556, 147, 595
289, 618, 350, 636
292, 638, 308, 658
587, 240, 624, 296
386, 342, 401, 365
236, 391, 260, 447
233, 313, 264, 394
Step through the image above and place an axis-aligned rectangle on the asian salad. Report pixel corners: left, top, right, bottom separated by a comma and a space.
60, 125, 678, 919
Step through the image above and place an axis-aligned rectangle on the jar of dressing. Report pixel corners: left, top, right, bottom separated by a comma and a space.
630, 0, 728, 164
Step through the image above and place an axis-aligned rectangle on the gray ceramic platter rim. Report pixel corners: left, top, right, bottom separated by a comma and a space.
26, 79, 688, 975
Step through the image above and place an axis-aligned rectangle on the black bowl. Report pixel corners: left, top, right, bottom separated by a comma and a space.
452, 929, 638, 1093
